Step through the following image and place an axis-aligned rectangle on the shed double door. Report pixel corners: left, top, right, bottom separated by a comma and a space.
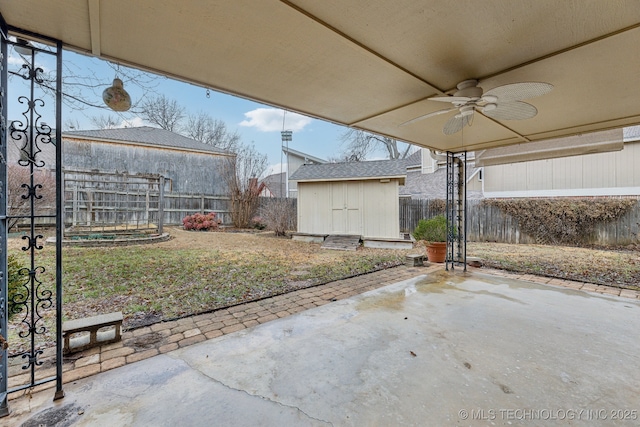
330, 182, 362, 235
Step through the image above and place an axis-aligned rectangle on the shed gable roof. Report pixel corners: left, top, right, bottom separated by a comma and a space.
63, 127, 231, 155
290, 158, 411, 182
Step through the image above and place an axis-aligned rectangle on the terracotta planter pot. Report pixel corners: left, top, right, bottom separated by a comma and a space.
426, 242, 447, 263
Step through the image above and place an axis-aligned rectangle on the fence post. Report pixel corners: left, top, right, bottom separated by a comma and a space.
158, 177, 165, 234
87, 189, 93, 228
145, 188, 150, 229
72, 185, 78, 227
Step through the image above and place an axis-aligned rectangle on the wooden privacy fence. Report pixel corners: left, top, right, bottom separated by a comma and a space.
257, 197, 298, 231
399, 198, 446, 234
162, 193, 230, 225
400, 198, 640, 246
58, 170, 640, 246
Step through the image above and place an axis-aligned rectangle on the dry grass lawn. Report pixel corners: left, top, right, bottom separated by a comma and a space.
469, 241, 640, 290
7, 228, 639, 355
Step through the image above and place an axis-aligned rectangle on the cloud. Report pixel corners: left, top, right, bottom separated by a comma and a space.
239, 108, 311, 132
7, 54, 23, 66
7, 53, 50, 73
119, 117, 146, 128
264, 163, 287, 177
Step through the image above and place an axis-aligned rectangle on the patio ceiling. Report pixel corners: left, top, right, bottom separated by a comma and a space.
2, 1, 640, 153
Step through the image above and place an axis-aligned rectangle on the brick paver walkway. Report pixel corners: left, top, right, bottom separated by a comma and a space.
8, 263, 639, 399
480, 267, 640, 299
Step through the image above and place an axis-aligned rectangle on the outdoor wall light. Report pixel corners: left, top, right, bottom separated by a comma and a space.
103, 77, 132, 112
14, 38, 34, 55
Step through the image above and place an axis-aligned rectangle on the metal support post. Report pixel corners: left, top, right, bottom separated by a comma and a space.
0, 27, 64, 415
0, 14, 10, 417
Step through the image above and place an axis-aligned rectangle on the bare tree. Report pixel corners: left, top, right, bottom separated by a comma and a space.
259, 198, 297, 236
63, 118, 81, 131
327, 153, 366, 163
90, 114, 121, 129
185, 112, 241, 151
222, 143, 268, 228
340, 129, 414, 161
139, 95, 185, 132
7, 165, 56, 231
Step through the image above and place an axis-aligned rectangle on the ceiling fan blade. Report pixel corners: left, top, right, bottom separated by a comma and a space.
483, 82, 553, 102
443, 114, 471, 135
483, 82, 553, 103
428, 96, 473, 104
399, 107, 456, 126
482, 101, 538, 120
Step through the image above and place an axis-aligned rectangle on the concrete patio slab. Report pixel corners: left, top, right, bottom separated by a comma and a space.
8, 270, 640, 426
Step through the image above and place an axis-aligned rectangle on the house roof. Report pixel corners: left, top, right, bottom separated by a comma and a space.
282, 147, 327, 164
62, 127, 231, 155
399, 166, 483, 200
260, 172, 287, 198
290, 158, 412, 182
404, 150, 422, 168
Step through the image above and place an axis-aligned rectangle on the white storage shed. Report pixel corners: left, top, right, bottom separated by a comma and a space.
290, 159, 410, 240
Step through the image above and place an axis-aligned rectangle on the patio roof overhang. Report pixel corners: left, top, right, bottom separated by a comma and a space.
2, 1, 639, 153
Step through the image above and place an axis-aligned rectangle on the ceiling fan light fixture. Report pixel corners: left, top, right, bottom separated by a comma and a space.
14, 38, 34, 55
459, 105, 475, 117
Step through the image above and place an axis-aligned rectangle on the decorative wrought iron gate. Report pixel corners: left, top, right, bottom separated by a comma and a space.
0, 18, 64, 416
445, 151, 467, 271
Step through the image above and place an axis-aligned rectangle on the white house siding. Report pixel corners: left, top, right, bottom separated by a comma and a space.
287, 155, 304, 197
297, 179, 400, 239
467, 172, 483, 193
484, 141, 640, 198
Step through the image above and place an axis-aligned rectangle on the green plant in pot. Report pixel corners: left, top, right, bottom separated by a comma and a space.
413, 215, 450, 263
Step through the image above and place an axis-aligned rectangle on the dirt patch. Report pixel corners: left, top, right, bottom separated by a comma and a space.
20, 403, 83, 427
127, 312, 163, 330
124, 332, 164, 349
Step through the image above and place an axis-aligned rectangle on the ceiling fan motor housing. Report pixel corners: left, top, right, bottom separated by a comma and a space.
454, 79, 483, 99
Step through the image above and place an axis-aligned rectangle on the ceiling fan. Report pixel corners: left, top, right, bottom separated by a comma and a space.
400, 79, 553, 135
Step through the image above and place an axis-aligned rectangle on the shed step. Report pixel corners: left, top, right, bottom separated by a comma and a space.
321, 235, 361, 251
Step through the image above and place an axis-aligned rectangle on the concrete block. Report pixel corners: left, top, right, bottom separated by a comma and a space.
405, 254, 425, 267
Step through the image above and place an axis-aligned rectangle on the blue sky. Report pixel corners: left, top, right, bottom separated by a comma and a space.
6, 43, 353, 175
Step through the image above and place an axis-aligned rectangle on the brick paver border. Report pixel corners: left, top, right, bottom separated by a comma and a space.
477, 267, 640, 300
7, 263, 639, 399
